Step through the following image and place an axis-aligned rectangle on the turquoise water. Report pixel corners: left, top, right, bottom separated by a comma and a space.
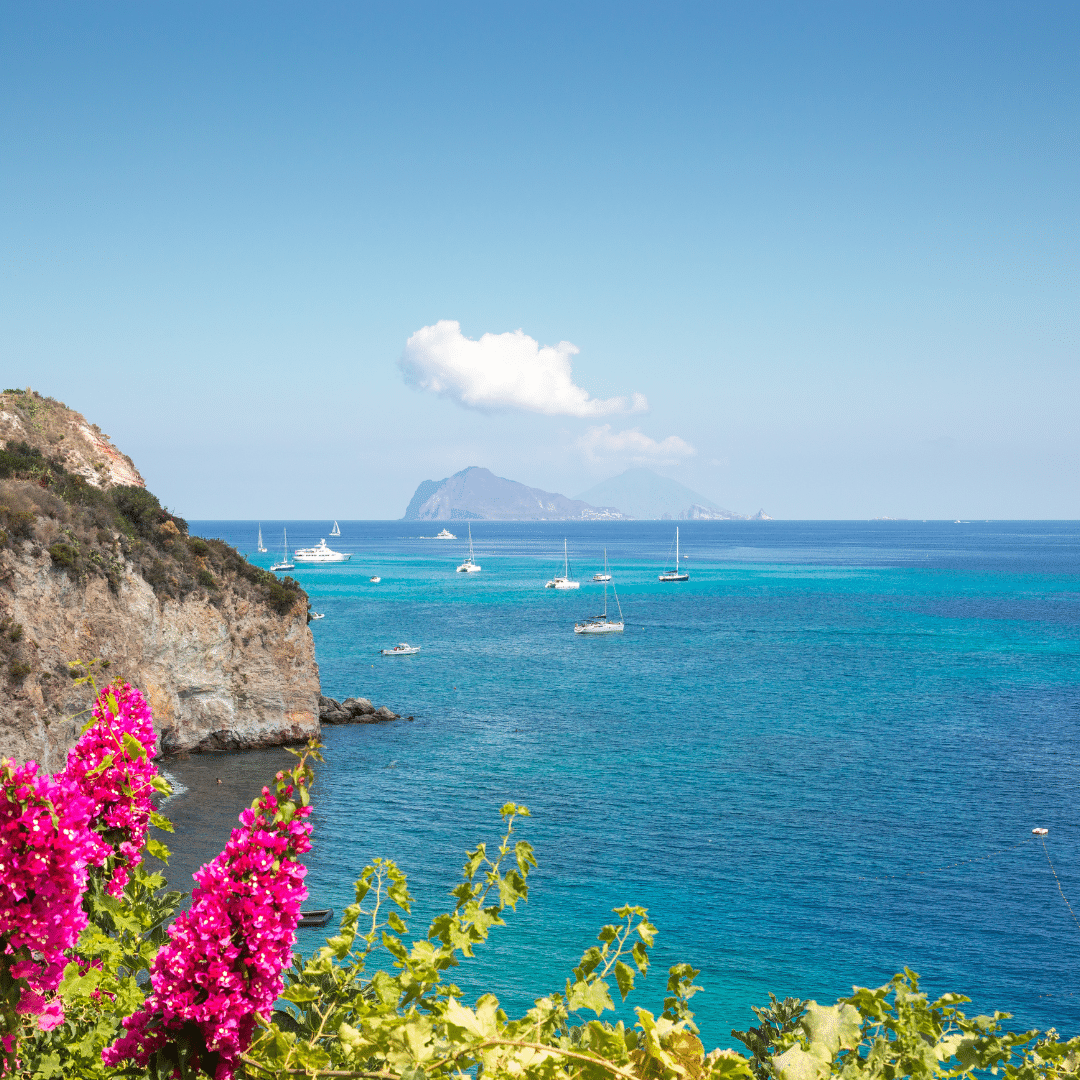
168, 520, 1080, 1046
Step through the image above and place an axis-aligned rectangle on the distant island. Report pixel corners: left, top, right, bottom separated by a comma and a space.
402, 465, 770, 521
402, 467, 625, 521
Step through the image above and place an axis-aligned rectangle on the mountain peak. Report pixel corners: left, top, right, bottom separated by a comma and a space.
574, 467, 744, 520
402, 468, 625, 521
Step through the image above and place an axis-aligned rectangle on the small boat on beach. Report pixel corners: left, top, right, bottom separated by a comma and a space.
456, 524, 481, 573
381, 642, 420, 656
270, 528, 294, 572
546, 539, 580, 589
298, 908, 334, 928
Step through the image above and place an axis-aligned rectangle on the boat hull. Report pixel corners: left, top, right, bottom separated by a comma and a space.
658, 572, 689, 582
294, 554, 351, 564
457, 563, 481, 573
546, 578, 580, 589
575, 620, 624, 634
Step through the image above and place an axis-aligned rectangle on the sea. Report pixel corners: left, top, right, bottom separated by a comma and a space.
162, 520, 1080, 1048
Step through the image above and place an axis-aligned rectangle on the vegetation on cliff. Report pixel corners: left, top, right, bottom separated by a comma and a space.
0, 390, 304, 619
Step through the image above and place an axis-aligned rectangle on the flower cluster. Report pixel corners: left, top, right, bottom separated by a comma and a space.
0, 758, 97, 1030
104, 774, 312, 1079
59, 682, 159, 897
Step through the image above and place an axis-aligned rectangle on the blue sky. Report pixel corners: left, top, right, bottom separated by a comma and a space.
2, 2, 1076, 518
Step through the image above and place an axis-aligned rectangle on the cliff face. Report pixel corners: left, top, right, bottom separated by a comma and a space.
0, 389, 320, 769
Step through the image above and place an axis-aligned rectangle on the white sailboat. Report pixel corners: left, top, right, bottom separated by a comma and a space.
658, 527, 689, 582
575, 581, 624, 634
592, 548, 611, 582
546, 539, 580, 589
270, 527, 294, 572
456, 523, 481, 573
330, 520, 341, 536
257, 524, 267, 553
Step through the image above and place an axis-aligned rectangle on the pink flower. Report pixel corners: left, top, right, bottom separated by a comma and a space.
60, 682, 159, 897
104, 774, 312, 1080
0, 756, 98, 1030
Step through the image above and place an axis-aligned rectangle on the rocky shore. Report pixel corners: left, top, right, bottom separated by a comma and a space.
318, 695, 412, 724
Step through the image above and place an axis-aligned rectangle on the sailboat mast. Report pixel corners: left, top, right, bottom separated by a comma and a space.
564, 538, 568, 577
676, 527, 679, 569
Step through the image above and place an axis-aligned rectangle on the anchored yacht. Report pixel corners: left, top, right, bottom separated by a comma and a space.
575, 581, 624, 634
381, 642, 420, 656
293, 538, 351, 564
658, 527, 689, 582
436, 528, 457, 540
456, 524, 481, 573
546, 539, 580, 589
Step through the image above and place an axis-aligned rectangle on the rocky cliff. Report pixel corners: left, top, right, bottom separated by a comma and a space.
0, 389, 320, 770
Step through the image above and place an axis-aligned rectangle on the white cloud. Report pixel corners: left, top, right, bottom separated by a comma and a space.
579, 424, 697, 465
399, 320, 648, 417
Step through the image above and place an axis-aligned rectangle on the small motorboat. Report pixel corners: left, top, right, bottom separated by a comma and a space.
381, 643, 420, 656
1033, 827, 1049, 835
370, 576, 381, 583
298, 907, 334, 928
309, 612, 325, 621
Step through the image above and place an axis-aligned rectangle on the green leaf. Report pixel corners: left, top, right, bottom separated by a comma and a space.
121, 731, 147, 760
568, 978, 615, 1016
149, 810, 174, 833
615, 960, 635, 1001
801, 1002, 862, 1056
146, 837, 170, 863
387, 910, 408, 933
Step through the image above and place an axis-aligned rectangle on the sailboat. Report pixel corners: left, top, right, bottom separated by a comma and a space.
270, 527, 294, 572
593, 548, 612, 582
658, 527, 689, 582
330, 520, 341, 537
545, 539, 580, 589
257, 524, 267, 553
456, 523, 481, 573
575, 580, 624, 634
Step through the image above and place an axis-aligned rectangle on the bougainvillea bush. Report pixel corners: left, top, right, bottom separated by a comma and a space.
1, 677, 1079, 1080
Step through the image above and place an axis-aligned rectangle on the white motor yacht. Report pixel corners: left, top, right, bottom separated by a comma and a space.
381, 642, 420, 656
546, 539, 580, 589
436, 528, 457, 539
293, 538, 351, 564
456, 524, 481, 573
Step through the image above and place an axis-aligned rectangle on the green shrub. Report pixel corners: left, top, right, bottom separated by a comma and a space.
187, 537, 209, 557
7, 622, 23, 643
196, 568, 217, 588
48, 541, 77, 569
7, 659, 31, 682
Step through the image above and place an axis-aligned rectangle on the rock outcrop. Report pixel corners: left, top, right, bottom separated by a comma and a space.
0, 389, 320, 769
319, 695, 405, 724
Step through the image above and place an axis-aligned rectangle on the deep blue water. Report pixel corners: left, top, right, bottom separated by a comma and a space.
164, 520, 1080, 1048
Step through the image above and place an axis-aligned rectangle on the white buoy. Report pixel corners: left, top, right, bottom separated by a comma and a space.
1033, 828, 1049, 836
